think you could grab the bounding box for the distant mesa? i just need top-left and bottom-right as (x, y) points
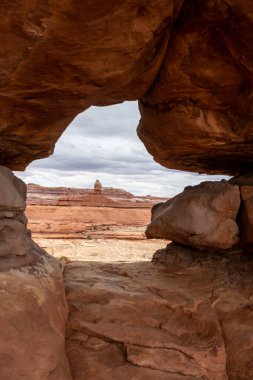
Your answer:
(26, 183), (168, 209)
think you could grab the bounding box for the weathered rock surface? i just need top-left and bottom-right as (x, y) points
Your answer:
(0, 166), (71, 379)
(0, 0), (179, 170)
(0, 165), (26, 210)
(0, 254), (72, 380)
(146, 181), (240, 250)
(64, 243), (253, 379)
(138, 0), (253, 175)
(1, 1), (253, 175)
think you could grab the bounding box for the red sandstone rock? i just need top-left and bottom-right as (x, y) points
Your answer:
(25, 184), (167, 239)
(239, 196), (253, 248)
(2, 2), (253, 175)
(26, 205), (151, 239)
(228, 175), (253, 249)
(0, 167), (71, 379)
(0, 0), (178, 170)
(146, 181), (240, 250)
(0, 165), (26, 210)
(138, 1), (253, 175)
(65, 243), (253, 379)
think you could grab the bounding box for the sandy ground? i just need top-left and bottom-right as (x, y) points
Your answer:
(35, 238), (168, 262)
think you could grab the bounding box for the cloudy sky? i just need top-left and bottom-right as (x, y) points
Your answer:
(15, 101), (228, 197)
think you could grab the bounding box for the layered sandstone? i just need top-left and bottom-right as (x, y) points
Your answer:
(27, 184), (164, 207)
(0, 166), (71, 380)
(27, 205), (151, 239)
(26, 184), (167, 239)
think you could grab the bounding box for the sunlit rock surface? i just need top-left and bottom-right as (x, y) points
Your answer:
(64, 243), (253, 379)
(146, 180), (240, 250)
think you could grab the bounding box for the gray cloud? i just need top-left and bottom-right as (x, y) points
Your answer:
(15, 101), (229, 197)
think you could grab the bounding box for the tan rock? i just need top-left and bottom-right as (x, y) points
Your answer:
(0, 165), (26, 210)
(146, 181), (240, 250)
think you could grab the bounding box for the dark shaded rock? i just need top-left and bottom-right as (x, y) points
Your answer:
(0, 0), (180, 170)
(138, 0), (253, 175)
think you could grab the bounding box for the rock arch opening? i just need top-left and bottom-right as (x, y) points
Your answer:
(15, 101), (228, 198)
(1, 0), (253, 378)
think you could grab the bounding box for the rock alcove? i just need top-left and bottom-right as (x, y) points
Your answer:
(1, 0), (253, 379)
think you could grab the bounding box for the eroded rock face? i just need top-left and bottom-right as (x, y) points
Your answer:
(0, 255), (72, 380)
(138, 0), (253, 175)
(0, 0), (181, 170)
(1, 1), (253, 175)
(146, 180), (240, 250)
(0, 166), (71, 379)
(64, 243), (253, 379)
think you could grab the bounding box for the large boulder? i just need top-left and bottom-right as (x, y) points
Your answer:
(0, 166), (71, 380)
(146, 180), (240, 250)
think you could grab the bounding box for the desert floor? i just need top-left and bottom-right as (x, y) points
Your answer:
(36, 237), (168, 262)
